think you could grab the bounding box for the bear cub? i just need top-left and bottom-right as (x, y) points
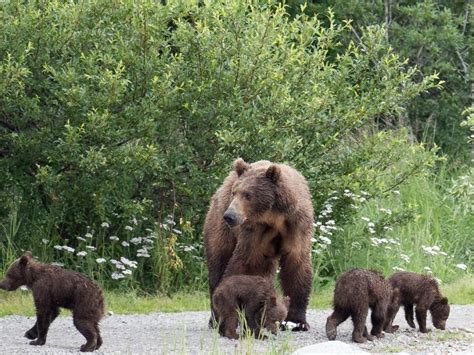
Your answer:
(384, 271), (450, 333)
(326, 268), (398, 343)
(0, 251), (105, 352)
(212, 275), (290, 339)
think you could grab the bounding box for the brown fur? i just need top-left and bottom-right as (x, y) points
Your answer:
(384, 271), (450, 333)
(203, 158), (314, 330)
(212, 275), (290, 339)
(326, 269), (397, 343)
(0, 252), (105, 352)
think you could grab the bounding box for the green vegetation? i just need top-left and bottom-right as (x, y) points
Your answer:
(0, 0), (472, 298)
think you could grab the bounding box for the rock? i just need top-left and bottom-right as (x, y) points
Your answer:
(292, 341), (369, 354)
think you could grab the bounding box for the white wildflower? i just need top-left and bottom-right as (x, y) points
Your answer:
(132, 216), (138, 225)
(125, 225), (133, 231)
(111, 272), (125, 280)
(63, 246), (75, 253)
(96, 258), (106, 264)
(115, 262), (125, 270)
(77, 251), (87, 257)
(85, 233), (93, 239)
(20, 286), (29, 291)
(42, 239), (49, 245)
(361, 217), (370, 222)
(392, 266), (404, 272)
(319, 236), (331, 245)
(121, 241), (130, 247)
(54, 245), (63, 251)
(101, 222), (110, 228)
(50, 262), (64, 267)
(86, 246), (96, 250)
(77, 237), (86, 242)
(109, 236), (119, 241)
(172, 229), (182, 235)
(400, 254), (410, 263)
(122, 269), (132, 275)
(130, 237), (142, 245)
(456, 263), (467, 271)
(120, 257), (137, 269)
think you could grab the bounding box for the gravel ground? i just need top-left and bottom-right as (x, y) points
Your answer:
(0, 305), (472, 354)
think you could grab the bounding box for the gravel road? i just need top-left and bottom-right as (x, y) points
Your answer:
(0, 305), (472, 354)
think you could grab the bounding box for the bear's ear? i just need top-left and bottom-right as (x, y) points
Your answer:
(283, 296), (291, 308)
(20, 251), (33, 266)
(441, 297), (448, 305)
(265, 165), (281, 183)
(233, 158), (250, 177)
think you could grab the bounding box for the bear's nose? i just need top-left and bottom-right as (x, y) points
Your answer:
(223, 212), (237, 226)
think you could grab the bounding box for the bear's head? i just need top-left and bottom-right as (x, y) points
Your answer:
(223, 158), (282, 227)
(262, 295), (290, 334)
(0, 251), (33, 291)
(430, 297), (450, 330)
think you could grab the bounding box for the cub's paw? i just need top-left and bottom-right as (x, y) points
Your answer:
(29, 339), (45, 346)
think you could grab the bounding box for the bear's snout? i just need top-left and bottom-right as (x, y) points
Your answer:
(0, 278), (14, 291)
(223, 211), (238, 227)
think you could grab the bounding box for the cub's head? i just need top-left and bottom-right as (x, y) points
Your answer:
(430, 297), (450, 330)
(263, 295), (290, 334)
(0, 251), (33, 291)
(223, 158), (281, 227)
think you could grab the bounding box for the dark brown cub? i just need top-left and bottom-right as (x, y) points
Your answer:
(326, 268), (396, 343)
(212, 275), (290, 339)
(384, 271), (450, 333)
(0, 251), (105, 352)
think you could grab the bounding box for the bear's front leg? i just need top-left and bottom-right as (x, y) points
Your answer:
(24, 321), (38, 340)
(279, 249), (312, 331)
(29, 313), (52, 346)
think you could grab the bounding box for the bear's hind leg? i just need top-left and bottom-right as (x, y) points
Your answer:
(326, 308), (349, 340)
(404, 304), (416, 328)
(370, 303), (386, 338)
(351, 307), (370, 343)
(73, 317), (98, 352)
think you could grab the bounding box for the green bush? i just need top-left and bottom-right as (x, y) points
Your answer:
(1, 0), (463, 292)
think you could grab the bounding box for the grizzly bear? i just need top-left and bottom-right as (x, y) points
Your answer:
(384, 271), (450, 333)
(203, 158), (314, 330)
(0, 251), (105, 352)
(212, 275), (290, 339)
(326, 269), (398, 343)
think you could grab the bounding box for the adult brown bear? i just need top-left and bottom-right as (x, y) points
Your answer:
(203, 158), (314, 330)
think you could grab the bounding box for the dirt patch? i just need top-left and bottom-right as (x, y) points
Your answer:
(0, 305), (472, 354)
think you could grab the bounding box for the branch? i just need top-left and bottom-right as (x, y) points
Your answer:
(456, 49), (469, 84)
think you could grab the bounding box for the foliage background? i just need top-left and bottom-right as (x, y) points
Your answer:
(0, 0), (471, 293)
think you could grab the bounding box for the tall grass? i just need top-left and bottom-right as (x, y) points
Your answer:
(320, 170), (473, 284)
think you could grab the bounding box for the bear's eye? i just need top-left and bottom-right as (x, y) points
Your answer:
(243, 192), (251, 200)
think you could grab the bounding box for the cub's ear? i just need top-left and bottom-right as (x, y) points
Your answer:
(20, 251), (33, 266)
(265, 165), (281, 183)
(441, 297), (448, 305)
(283, 296), (291, 308)
(233, 158), (250, 177)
